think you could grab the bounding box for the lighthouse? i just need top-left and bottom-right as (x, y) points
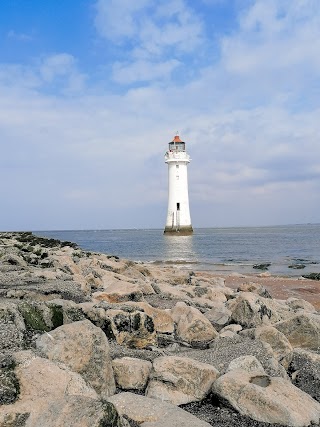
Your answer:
(164, 134), (193, 235)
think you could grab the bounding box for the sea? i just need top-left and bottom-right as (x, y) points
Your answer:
(34, 224), (320, 277)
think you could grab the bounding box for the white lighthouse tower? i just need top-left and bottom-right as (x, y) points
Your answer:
(164, 134), (193, 235)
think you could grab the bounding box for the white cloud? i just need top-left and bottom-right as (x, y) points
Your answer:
(222, 0), (320, 74)
(95, 0), (203, 83)
(7, 30), (33, 41)
(1, 0), (320, 229)
(112, 59), (181, 83)
(39, 54), (87, 93)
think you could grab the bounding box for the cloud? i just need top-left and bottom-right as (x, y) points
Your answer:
(7, 30), (33, 41)
(1, 0), (320, 229)
(222, 0), (320, 74)
(95, 0), (203, 84)
(39, 54), (87, 93)
(112, 59), (181, 83)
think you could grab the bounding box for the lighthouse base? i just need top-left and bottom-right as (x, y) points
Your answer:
(164, 225), (193, 236)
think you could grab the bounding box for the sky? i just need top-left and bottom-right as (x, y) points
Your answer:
(1, 0), (320, 231)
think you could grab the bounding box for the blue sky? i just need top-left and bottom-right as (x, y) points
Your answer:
(1, 0), (319, 230)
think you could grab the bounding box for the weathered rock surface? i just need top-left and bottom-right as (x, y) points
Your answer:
(36, 319), (116, 398)
(171, 302), (219, 346)
(289, 348), (320, 402)
(237, 282), (272, 298)
(112, 357), (152, 390)
(227, 355), (265, 374)
(242, 325), (293, 366)
(212, 369), (320, 426)
(0, 303), (26, 354)
(1, 232), (320, 427)
(146, 356), (219, 405)
(203, 302), (232, 328)
(0, 351), (123, 427)
(228, 292), (292, 328)
(274, 313), (320, 351)
(108, 392), (212, 427)
(124, 301), (174, 333)
(105, 309), (157, 348)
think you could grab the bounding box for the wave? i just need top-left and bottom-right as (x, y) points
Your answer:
(148, 260), (201, 266)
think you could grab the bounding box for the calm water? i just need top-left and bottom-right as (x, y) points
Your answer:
(35, 224), (320, 277)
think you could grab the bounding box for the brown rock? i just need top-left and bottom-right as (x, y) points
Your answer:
(146, 356), (219, 405)
(0, 352), (123, 427)
(171, 302), (218, 346)
(108, 392), (212, 427)
(274, 313), (320, 351)
(112, 357), (152, 390)
(36, 319), (116, 399)
(212, 369), (320, 426)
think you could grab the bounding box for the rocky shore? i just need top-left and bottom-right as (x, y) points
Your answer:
(0, 231), (319, 427)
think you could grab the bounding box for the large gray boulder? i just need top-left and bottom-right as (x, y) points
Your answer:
(0, 351), (124, 427)
(171, 302), (218, 346)
(227, 292), (292, 328)
(212, 369), (320, 426)
(36, 319), (116, 399)
(146, 356), (219, 405)
(0, 303), (26, 354)
(242, 325), (293, 368)
(203, 302), (232, 328)
(108, 392), (212, 427)
(289, 348), (320, 402)
(274, 313), (320, 351)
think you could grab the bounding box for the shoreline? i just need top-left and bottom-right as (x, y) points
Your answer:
(1, 232), (319, 427)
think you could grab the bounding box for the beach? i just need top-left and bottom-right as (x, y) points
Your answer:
(0, 231), (319, 427)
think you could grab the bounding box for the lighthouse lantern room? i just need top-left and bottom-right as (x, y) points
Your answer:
(164, 134), (193, 235)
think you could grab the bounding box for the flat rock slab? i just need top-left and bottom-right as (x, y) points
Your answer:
(146, 355), (219, 405)
(108, 392), (211, 427)
(212, 369), (320, 427)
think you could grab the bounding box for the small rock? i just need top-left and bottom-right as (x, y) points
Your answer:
(112, 357), (151, 390)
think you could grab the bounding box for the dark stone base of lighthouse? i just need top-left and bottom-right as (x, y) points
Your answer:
(164, 226), (193, 236)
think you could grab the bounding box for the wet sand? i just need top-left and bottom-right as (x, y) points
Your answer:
(197, 271), (320, 310)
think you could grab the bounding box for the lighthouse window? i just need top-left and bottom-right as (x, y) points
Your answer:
(176, 165), (179, 169)
(177, 203), (180, 211)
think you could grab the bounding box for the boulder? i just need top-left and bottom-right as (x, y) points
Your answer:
(227, 355), (265, 375)
(146, 356), (219, 405)
(36, 319), (116, 399)
(219, 324), (242, 334)
(212, 369), (320, 426)
(237, 282), (272, 298)
(203, 303), (232, 328)
(46, 298), (86, 325)
(285, 297), (317, 313)
(289, 348), (320, 402)
(0, 303), (26, 354)
(274, 313), (320, 351)
(0, 352), (124, 427)
(171, 302), (218, 346)
(105, 309), (156, 348)
(112, 357), (152, 390)
(228, 292), (292, 328)
(253, 325), (293, 365)
(108, 392), (212, 427)
(152, 282), (193, 301)
(124, 301), (174, 333)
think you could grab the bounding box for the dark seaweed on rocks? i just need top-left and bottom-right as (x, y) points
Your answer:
(253, 263), (271, 270)
(302, 273), (320, 280)
(4, 231), (78, 249)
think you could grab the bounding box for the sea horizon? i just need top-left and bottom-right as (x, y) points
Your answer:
(33, 224), (320, 278)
